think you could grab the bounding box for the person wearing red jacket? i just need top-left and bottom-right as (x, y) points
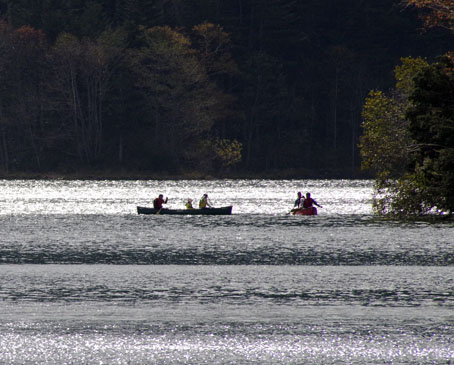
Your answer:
(303, 192), (322, 210)
(153, 194), (168, 210)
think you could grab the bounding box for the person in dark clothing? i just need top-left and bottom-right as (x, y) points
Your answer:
(153, 194), (168, 210)
(294, 192), (304, 209)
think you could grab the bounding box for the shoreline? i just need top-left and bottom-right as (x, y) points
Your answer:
(0, 169), (371, 181)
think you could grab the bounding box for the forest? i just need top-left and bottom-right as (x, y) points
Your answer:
(0, 0), (452, 178)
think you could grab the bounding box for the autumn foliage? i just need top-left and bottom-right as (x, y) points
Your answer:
(404, 0), (454, 30)
(0, 1), (452, 177)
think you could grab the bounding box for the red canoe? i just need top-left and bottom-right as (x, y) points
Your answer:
(292, 207), (317, 215)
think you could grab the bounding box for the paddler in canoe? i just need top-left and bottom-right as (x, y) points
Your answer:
(303, 192), (322, 211)
(185, 198), (194, 209)
(199, 193), (212, 209)
(289, 191), (304, 214)
(294, 192), (304, 209)
(153, 194), (168, 211)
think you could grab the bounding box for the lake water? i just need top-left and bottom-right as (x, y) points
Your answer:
(0, 179), (452, 363)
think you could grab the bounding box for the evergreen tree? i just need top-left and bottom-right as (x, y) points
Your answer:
(406, 55), (454, 214)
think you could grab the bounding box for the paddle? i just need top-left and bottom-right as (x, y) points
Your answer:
(155, 208), (162, 215)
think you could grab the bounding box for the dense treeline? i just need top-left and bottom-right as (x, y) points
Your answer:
(0, 0), (452, 177)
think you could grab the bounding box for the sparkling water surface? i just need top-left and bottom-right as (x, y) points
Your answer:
(0, 179), (452, 364)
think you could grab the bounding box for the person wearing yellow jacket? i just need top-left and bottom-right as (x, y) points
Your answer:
(185, 198), (193, 209)
(199, 194), (212, 209)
